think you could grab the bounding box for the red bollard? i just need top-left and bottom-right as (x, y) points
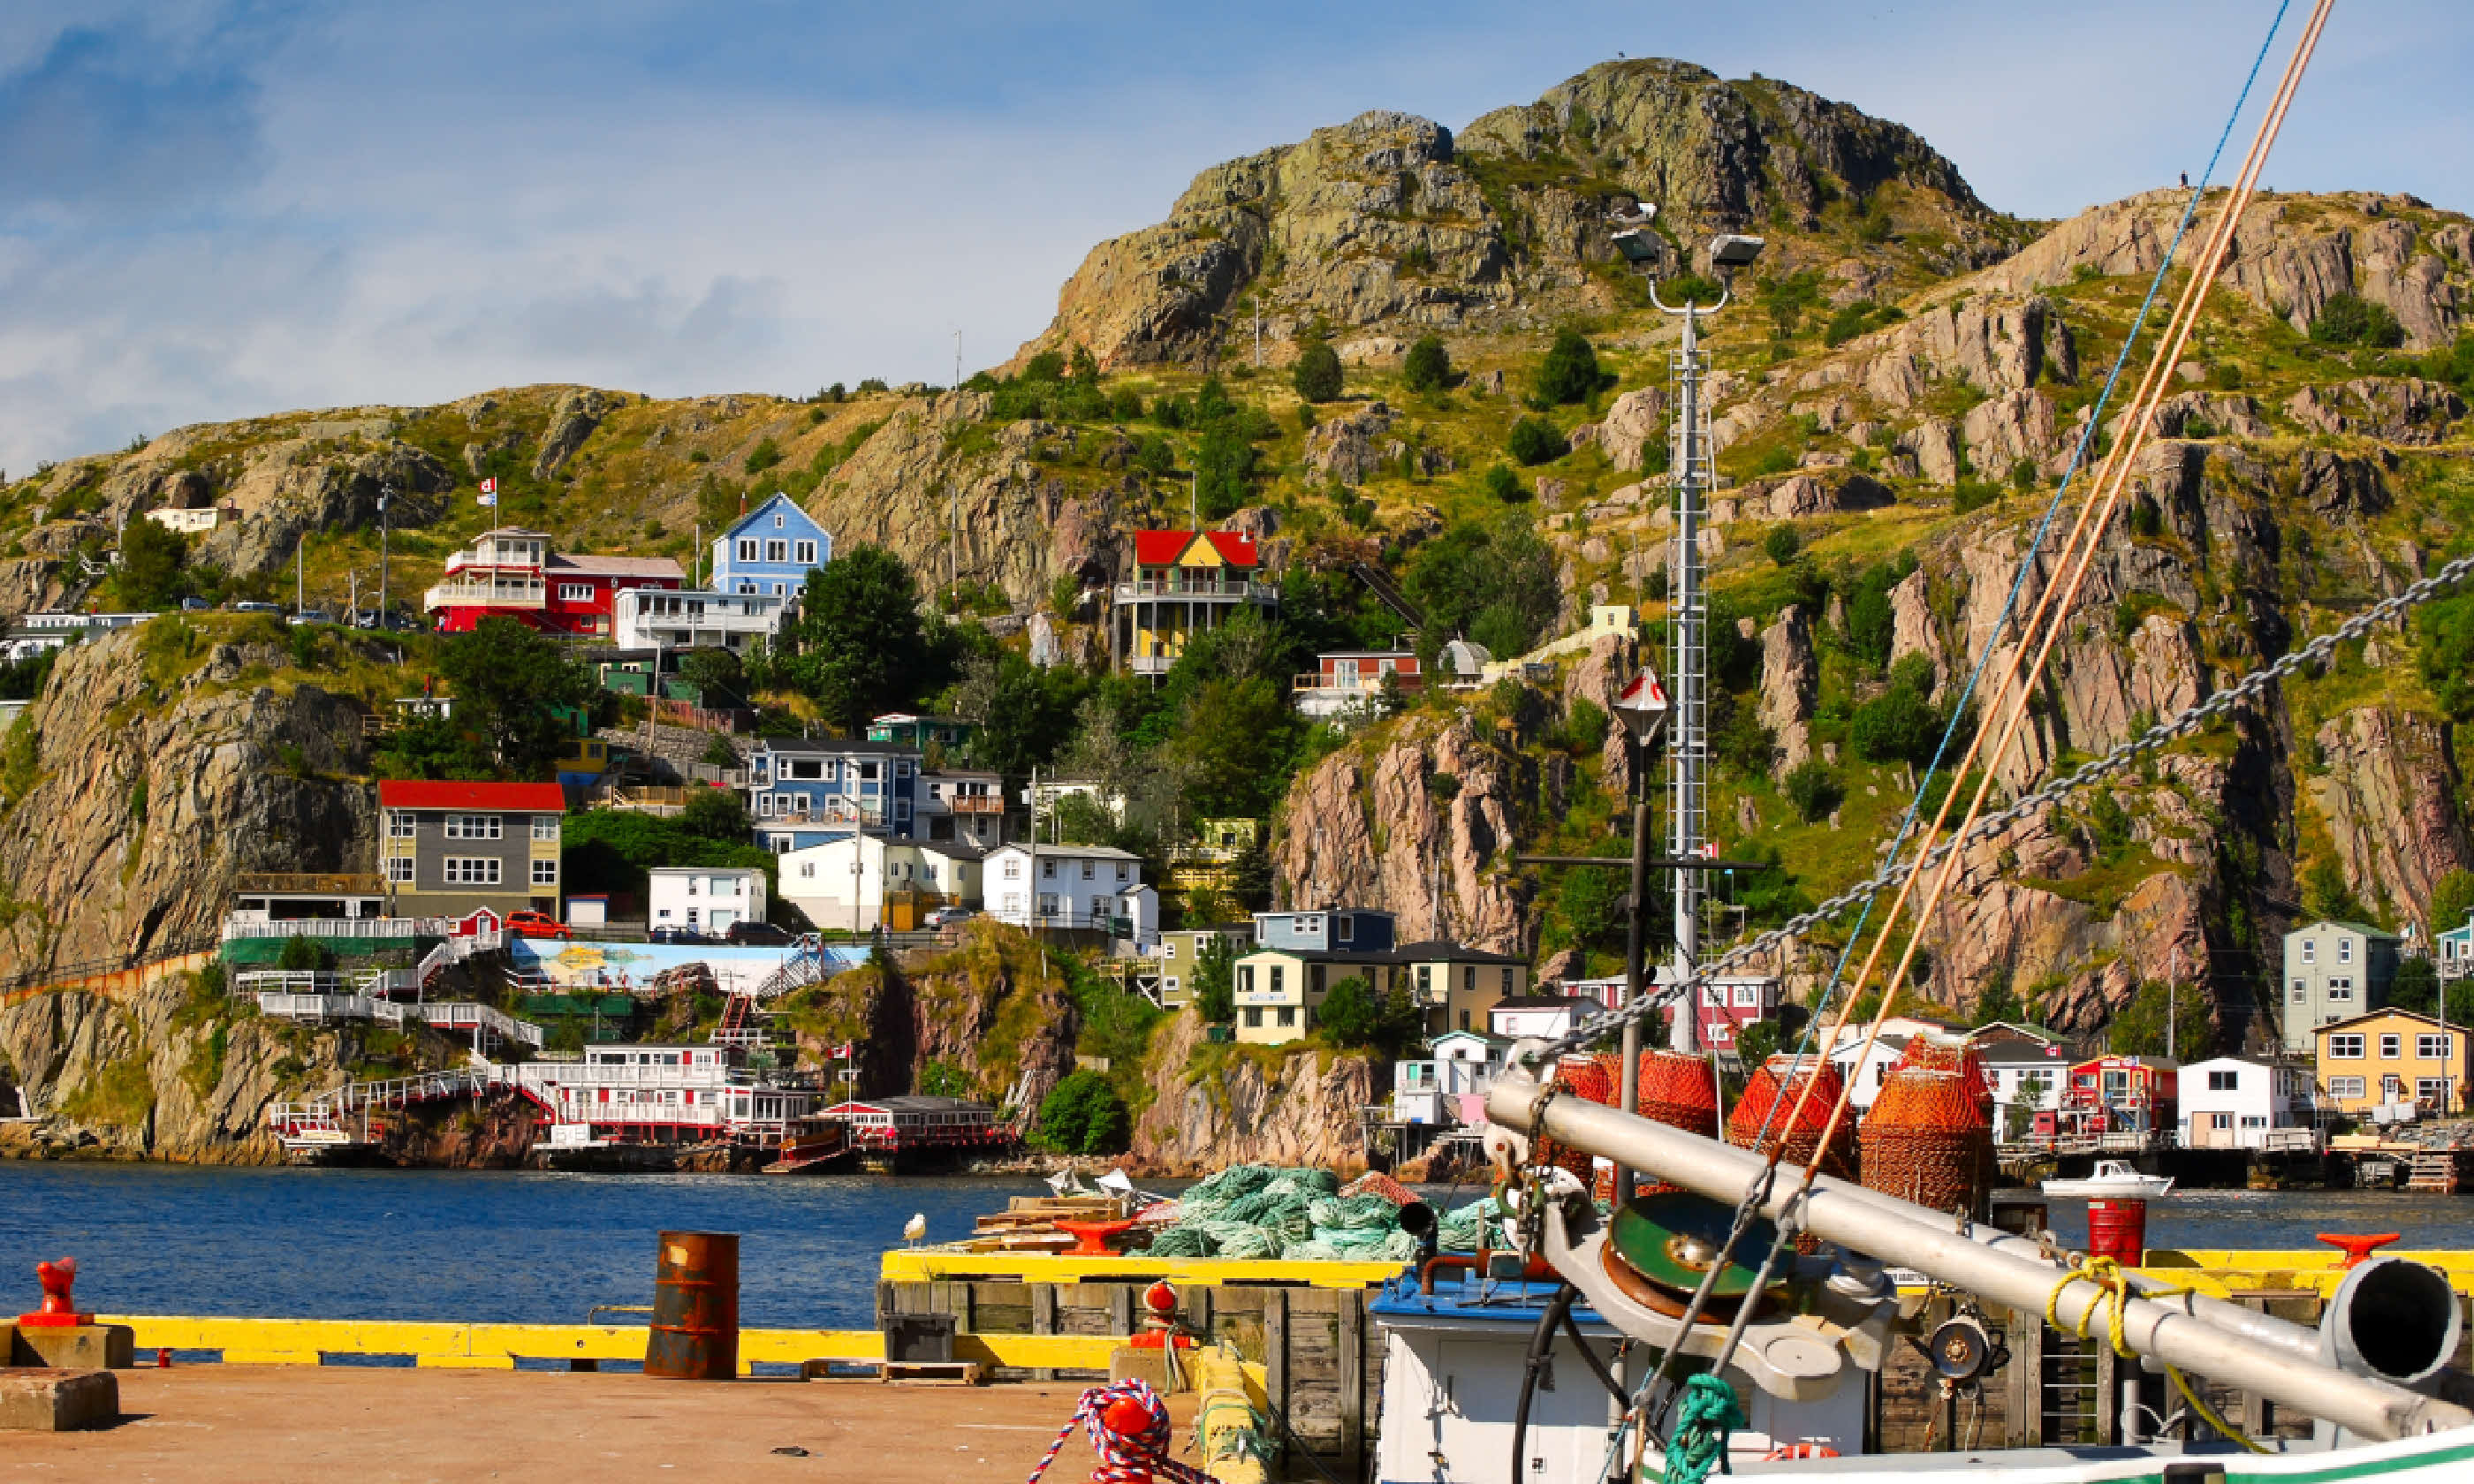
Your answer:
(157, 1347), (173, 1369)
(19, 1257), (95, 1329)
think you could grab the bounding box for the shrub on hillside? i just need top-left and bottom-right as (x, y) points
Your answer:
(1403, 335), (1451, 393)
(1030, 1070), (1129, 1155)
(2310, 292), (2405, 349)
(1763, 525), (1801, 565)
(1783, 761), (1843, 822)
(1506, 416), (1568, 466)
(1293, 339), (1344, 403)
(1532, 329), (1605, 405)
(1484, 464), (1527, 503)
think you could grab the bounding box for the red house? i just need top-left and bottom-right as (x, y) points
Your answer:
(2053, 1054), (2180, 1138)
(1295, 650), (1422, 717)
(425, 527), (684, 638)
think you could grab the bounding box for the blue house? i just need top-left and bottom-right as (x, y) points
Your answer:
(1252, 908), (1397, 953)
(746, 738), (925, 852)
(711, 493), (832, 599)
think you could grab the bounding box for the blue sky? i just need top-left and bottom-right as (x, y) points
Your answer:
(1, 1), (2467, 471)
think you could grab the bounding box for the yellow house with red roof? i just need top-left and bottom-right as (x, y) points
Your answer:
(1111, 529), (1277, 676)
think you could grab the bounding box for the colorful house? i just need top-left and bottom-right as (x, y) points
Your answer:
(745, 738), (923, 851)
(376, 779), (565, 919)
(868, 713), (977, 752)
(1294, 649), (1422, 718)
(424, 527), (684, 638)
(2280, 919), (2401, 1053)
(2056, 1054), (2180, 1138)
(1110, 529), (1275, 677)
(2314, 1008), (2471, 1117)
(710, 493), (831, 598)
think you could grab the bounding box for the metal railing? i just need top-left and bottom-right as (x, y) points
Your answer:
(423, 579), (544, 610)
(221, 915), (445, 942)
(1112, 577), (1266, 600)
(235, 970), (351, 996)
(257, 992), (377, 1022)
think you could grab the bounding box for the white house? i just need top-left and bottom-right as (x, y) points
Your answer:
(612, 587), (789, 654)
(1486, 995), (1599, 1041)
(1977, 1039), (2069, 1140)
(2179, 1056), (2321, 1150)
(777, 836), (983, 932)
(647, 866), (768, 935)
(147, 506), (223, 534)
(983, 844), (1157, 944)
(1827, 1034), (1909, 1115)
(1393, 1029), (1509, 1126)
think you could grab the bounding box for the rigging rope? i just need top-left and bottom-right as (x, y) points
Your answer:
(1023, 1380), (1214, 1484)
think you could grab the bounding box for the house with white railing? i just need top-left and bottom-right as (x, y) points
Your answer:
(983, 844), (1156, 945)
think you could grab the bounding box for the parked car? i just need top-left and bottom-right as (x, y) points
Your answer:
(649, 926), (709, 944)
(505, 910), (571, 941)
(178, 596), (212, 611)
(926, 906), (976, 928)
(725, 920), (793, 945)
(289, 610), (332, 626)
(230, 601), (282, 615)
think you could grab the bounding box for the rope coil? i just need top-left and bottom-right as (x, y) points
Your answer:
(2045, 1257), (2270, 1455)
(1023, 1380), (1215, 1484)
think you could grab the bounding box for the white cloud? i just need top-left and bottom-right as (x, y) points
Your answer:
(2, 0), (2470, 473)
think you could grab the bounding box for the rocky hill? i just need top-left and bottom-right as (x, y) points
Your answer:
(3, 53), (2472, 1100)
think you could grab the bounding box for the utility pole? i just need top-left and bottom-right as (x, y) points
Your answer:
(953, 329), (963, 391)
(377, 483), (393, 630)
(2168, 943), (2179, 1062)
(694, 521), (702, 589)
(296, 534), (305, 616)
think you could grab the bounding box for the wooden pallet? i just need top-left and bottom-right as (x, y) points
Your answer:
(2406, 1152), (2466, 1193)
(799, 1358), (987, 1386)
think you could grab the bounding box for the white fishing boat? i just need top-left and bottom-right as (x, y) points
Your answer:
(2041, 1159), (2175, 1200)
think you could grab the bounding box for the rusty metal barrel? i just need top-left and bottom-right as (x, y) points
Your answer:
(644, 1230), (740, 1380)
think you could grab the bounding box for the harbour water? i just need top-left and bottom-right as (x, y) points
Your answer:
(9, 1162), (2474, 1329)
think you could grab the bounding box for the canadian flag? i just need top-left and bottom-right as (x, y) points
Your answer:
(832, 1041), (856, 1060)
(477, 477), (497, 507)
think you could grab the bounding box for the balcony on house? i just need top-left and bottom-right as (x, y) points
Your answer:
(423, 575), (547, 610)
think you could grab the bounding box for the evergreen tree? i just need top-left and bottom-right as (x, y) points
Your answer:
(1532, 329), (1604, 405)
(1293, 337), (1344, 403)
(782, 545), (940, 733)
(1402, 335), (1450, 392)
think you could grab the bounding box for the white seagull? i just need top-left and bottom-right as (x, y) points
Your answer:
(903, 1212), (927, 1247)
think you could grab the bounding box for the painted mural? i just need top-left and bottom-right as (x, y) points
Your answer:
(506, 939), (870, 996)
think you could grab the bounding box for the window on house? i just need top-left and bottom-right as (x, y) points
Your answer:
(1042, 859), (1056, 880)
(737, 539), (758, 562)
(1417, 965), (1432, 998)
(1462, 966), (1476, 995)
(2420, 1034), (2451, 1059)
(1243, 1008), (1261, 1028)
(2290, 980), (2307, 1003)
(531, 816), (558, 841)
(1004, 859), (1021, 880)
(1276, 1007), (1294, 1027)
(2418, 1078), (2450, 1102)
(443, 857), (502, 885)
(1270, 966), (1285, 995)
(2340, 939), (2354, 964)
(384, 857), (414, 882)
(1501, 967), (1514, 996)
(2327, 978), (2354, 1002)
(794, 540), (816, 564)
(1037, 893), (1058, 918)
(2303, 941), (2317, 965)
(1238, 966), (1254, 993)
(1081, 859), (1095, 881)
(558, 583), (593, 602)
(2330, 1034), (2365, 1059)
(2208, 1070), (2238, 1091)
(2329, 1076), (2366, 1098)
(531, 859), (558, 884)
(766, 540), (788, 563)
(444, 814), (503, 840)
(2380, 1034), (2402, 1059)
(1115, 863), (1128, 882)
(1164, 942), (1179, 959)
(2240, 1115), (2266, 1128)
(2209, 1112), (2232, 1129)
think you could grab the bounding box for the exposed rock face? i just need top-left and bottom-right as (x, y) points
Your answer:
(1596, 388), (1668, 472)
(1128, 1010), (1376, 1176)
(1887, 570), (1946, 695)
(0, 974), (307, 1163)
(1985, 189), (2474, 350)
(1023, 58), (1995, 367)
(2285, 379), (2464, 444)
(1757, 605), (1818, 771)
(1565, 630), (1642, 794)
(1271, 714), (1534, 953)
(2311, 708), (2474, 931)
(808, 395), (1133, 608)
(531, 389), (618, 479)
(0, 627), (375, 981)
